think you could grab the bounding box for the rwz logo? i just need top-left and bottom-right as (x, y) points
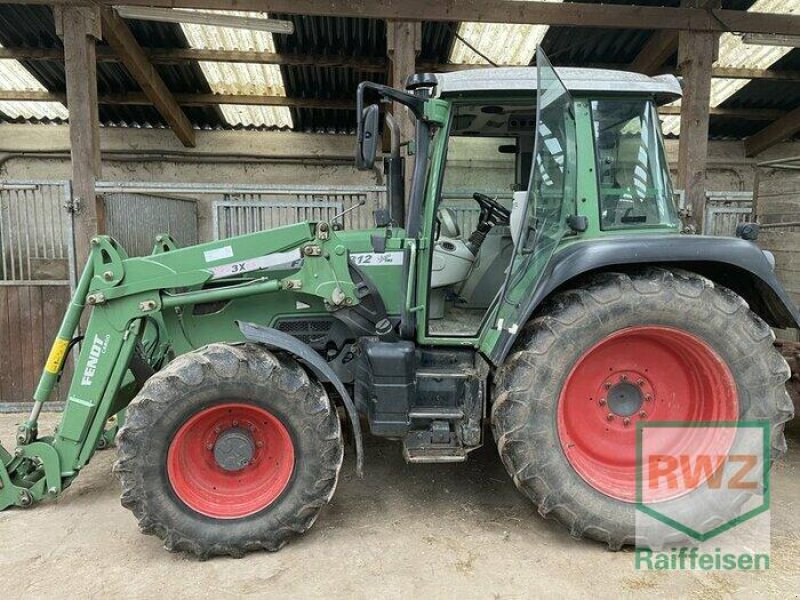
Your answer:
(81, 334), (110, 386)
(647, 453), (759, 491)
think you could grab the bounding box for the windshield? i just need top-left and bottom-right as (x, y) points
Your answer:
(498, 47), (577, 310)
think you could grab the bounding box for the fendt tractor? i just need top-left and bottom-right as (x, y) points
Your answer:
(1, 50), (796, 558)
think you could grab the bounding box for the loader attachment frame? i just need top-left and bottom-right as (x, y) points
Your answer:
(0, 220), (368, 510)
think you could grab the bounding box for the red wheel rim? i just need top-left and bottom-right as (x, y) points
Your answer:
(557, 326), (738, 502)
(167, 403), (295, 519)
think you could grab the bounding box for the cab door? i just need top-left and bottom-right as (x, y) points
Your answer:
(479, 48), (578, 360)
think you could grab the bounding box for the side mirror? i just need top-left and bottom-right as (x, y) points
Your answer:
(356, 104), (380, 170)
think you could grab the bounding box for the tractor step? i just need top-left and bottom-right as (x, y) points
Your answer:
(408, 408), (464, 420)
(402, 419), (467, 463)
(403, 444), (467, 463)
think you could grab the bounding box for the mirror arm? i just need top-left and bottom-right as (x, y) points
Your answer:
(356, 81), (426, 122)
(385, 113), (401, 159)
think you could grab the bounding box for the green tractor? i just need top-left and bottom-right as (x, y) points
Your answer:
(1, 49), (796, 557)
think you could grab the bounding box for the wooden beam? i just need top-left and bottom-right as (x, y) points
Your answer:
(21, 0), (800, 36)
(629, 0), (718, 76)
(5, 46), (800, 82)
(0, 90), (353, 110)
(387, 21), (420, 141)
(709, 66), (800, 81)
(53, 5), (103, 266)
(659, 105), (785, 120)
(629, 31), (679, 76)
(387, 20), (421, 193)
(4, 90), (790, 120)
(676, 0), (718, 234)
(745, 105), (800, 156)
(0, 46), (389, 71)
(100, 8), (195, 147)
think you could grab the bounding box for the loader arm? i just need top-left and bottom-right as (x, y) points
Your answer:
(0, 220), (366, 510)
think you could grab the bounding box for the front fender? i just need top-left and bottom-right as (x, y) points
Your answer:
(490, 234), (800, 365)
(237, 321), (364, 477)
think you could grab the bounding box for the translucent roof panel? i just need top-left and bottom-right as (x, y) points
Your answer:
(0, 43), (68, 120)
(661, 0), (797, 136)
(448, 1), (562, 66)
(179, 10), (292, 129)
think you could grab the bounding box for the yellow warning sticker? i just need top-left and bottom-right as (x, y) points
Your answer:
(45, 338), (70, 374)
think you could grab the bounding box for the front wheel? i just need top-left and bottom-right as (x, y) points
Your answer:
(115, 343), (343, 558)
(492, 268), (793, 549)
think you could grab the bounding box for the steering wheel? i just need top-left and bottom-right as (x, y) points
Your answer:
(473, 192), (511, 225)
(465, 193), (511, 255)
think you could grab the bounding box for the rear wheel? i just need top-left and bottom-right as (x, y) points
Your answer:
(492, 268), (793, 549)
(115, 343), (343, 558)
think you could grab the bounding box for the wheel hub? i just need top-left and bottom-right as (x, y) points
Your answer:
(606, 381), (643, 417)
(213, 428), (255, 472)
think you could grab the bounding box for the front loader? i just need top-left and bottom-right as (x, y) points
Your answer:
(2, 49), (797, 557)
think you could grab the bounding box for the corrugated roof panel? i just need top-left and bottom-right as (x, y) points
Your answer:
(449, 0), (563, 65)
(269, 14), (395, 133)
(660, 114), (681, 136)
(449, 21), (553, 65)
(0, 43), (67, 120)
(662, 0), (796, 135)
(179, 10), (292, 128)
(218, 104), (291, 128)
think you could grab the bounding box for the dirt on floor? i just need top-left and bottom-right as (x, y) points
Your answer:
(0, 413), (798, 600)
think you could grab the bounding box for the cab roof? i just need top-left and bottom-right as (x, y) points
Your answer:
(434, 67), (682, 103)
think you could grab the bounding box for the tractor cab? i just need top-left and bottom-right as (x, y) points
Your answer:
(357, 48), (683, 348)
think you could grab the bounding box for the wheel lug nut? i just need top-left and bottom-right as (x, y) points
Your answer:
(620, 374), (628, 381)
(623, 417), (631, 426)
(639, 411), (647, 419)
(604, 382), (612, 389)
(606, 414), (614, 421)
(256, 441), (263, 448)
(232, 420), (239, 427)
(598, 398), (606, 406)
(645, 394), (652, 401)
(213, 426), (221, 434)
(637, 379), (645, 387)
(206, 443), (213, 450)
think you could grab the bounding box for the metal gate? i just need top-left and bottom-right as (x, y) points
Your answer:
(703, 192), (753, 236)
(89, 182), (385, 241)
(100, 189), (199, 256)
(0, 181), (74, 410)
(214, 186), (386, 238)
(216, 199), (343, 238)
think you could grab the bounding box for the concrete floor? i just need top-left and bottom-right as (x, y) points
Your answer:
(0, 413), (798, 600)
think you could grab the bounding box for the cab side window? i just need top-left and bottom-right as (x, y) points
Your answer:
(591, 100), (677, 229)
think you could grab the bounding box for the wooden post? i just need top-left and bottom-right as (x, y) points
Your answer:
(676, 0), (719, 233)
(387, 21), (421, 191)
(54, 6), (103, 266)
(101, 8), (195, 147)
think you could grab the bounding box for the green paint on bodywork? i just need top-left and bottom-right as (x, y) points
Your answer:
(0, 216), (408, 508)
(0, 75), (687, 510)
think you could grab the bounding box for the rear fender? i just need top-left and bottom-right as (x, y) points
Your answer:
(490, 235), (800, 365)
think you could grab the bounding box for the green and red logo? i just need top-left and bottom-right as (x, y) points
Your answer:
(634, 421), (771, 570)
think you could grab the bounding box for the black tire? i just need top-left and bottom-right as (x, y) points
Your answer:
(492, 268), (794, 549)
(114, 343), (343, 559)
